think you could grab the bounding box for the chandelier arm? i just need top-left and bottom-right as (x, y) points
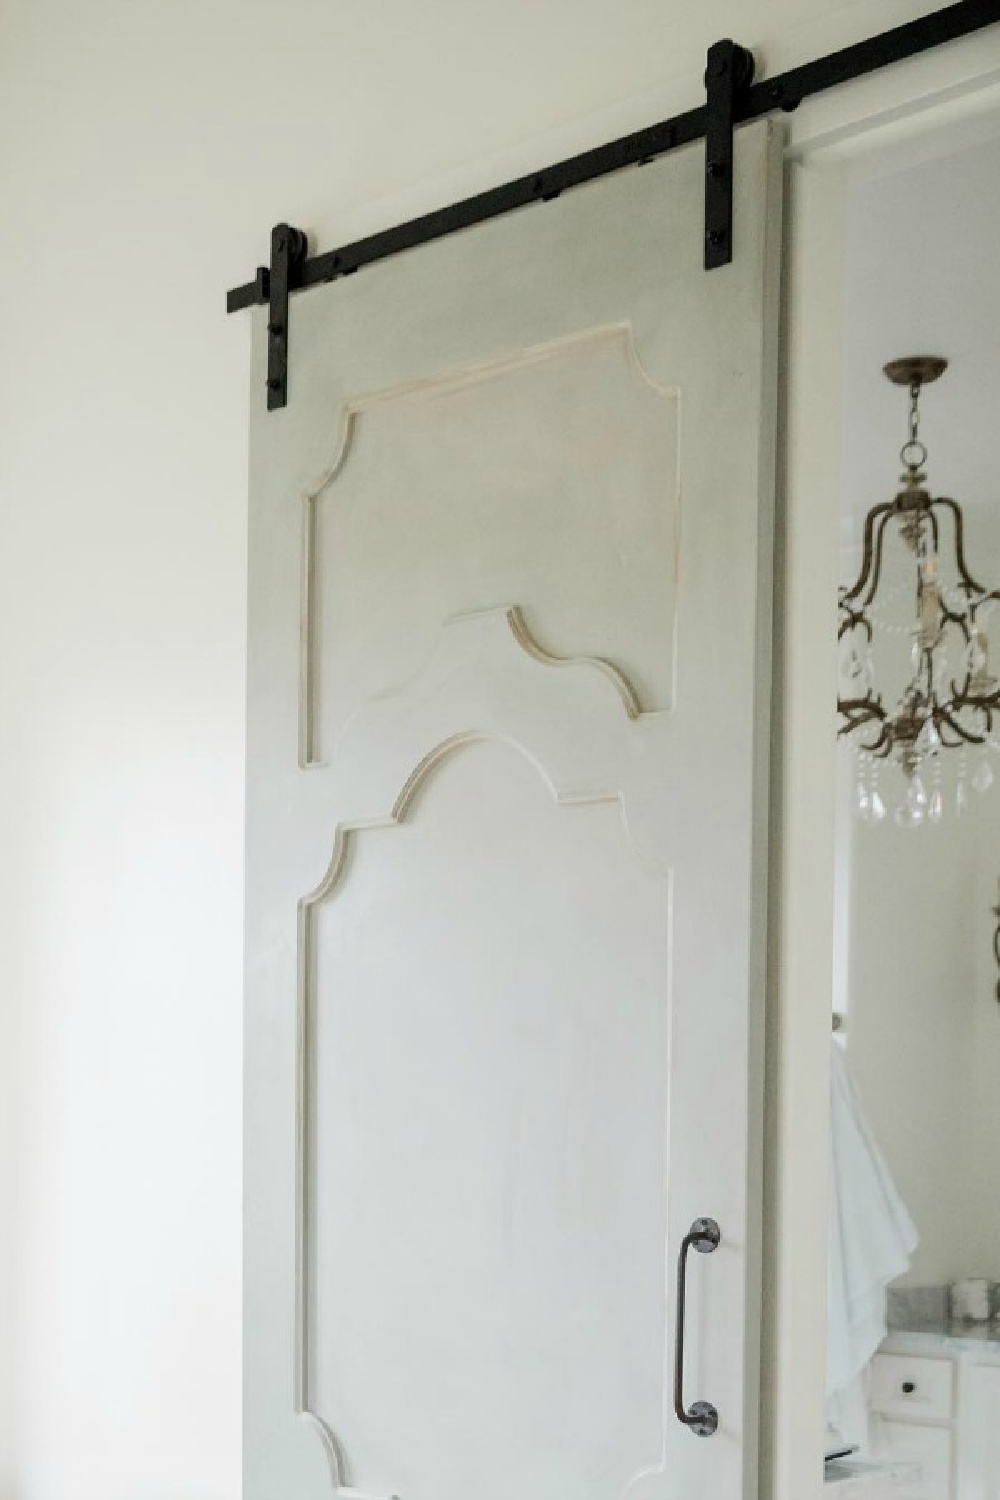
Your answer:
(861, 722), (892, 758)
(858, 507), (897, 612)
(936, 717), (966, 749)
(838, 697), (887, 739)
(837, 608), (872, 643)
(936, 703), (986, 746)
(933, 497), (987, 596)
(840, 501), (896, 604)
(837, 695), (886, 718)
(925, 648), (937, 701)
(969, 590), (1000, 625)
(966, 703), (997, 740)
(940, 610), (972, 678)
(954, 687), (1000, 715)
(944, 617), (975, 705)
(936, 609), (973, 707)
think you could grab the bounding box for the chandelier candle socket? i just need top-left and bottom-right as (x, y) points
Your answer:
(839, 357), (1000, 826)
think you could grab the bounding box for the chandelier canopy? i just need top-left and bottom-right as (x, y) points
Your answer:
(838, 356), (1000, 826)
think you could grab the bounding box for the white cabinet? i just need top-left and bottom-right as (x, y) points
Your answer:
(872, 1354), (955, 1425)
(956, 1362), (1000, 1500)
(869, 1337), (1000, 1500)
(870, 1351), (954, 1500)
(874, 1420), (952, 1500)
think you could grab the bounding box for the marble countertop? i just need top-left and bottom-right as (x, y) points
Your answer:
(824, 1455), (918, 1494)
(883, 1320), (1000, 1355)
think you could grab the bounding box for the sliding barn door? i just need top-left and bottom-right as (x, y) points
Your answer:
(245, 119), (781, 1500)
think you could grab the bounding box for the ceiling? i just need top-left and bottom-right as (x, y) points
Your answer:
(839, 115), (1000, 564)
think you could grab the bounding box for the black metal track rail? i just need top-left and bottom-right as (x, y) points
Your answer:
(227, 0), (1000, 313)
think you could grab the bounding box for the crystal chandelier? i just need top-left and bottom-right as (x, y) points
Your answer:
(838, 356), (1000, 826)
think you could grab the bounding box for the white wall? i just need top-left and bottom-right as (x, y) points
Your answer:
(845, 779), (986, 1285)
(845, 746), (1000, 1287)
(0, 3), (986, 1498)
(837, 128), (1000, 1291)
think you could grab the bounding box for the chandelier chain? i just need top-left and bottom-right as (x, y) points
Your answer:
(901, 377), (927, 471)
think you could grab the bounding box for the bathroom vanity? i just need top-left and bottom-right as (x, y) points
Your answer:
(867, 1323), (1000, 1499)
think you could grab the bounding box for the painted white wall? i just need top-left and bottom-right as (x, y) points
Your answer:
(836, 129), (1000, 1291)
(845, 776), (984, 1286)
(0, 4), (995, 1499)
(843, 740), (1000, 1288)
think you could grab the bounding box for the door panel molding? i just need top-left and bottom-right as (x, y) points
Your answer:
(245, 120), (781, 1499)
(299, 323), (680, 766)
(295, 608), (673, 1494)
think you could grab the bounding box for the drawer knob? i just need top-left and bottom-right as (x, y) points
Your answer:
(901, 1380), (916, 1394)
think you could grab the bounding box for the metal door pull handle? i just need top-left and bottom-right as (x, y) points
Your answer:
(674, 1216), (721, 1437)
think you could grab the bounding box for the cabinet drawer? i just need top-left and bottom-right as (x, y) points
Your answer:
(875, 1420), (952, 1500)
(870, 1352), (954, 1422)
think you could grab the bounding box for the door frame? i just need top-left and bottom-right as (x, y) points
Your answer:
(765, 37), (1000, 1500)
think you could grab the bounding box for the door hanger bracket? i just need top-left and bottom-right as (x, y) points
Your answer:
(704, 39), (755, 271)
(265, 222), (307, 411)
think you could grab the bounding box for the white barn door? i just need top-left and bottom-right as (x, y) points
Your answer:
(245, 120), (781, 1500)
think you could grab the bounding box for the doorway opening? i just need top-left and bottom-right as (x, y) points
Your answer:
(773, 72), (1000, 1500)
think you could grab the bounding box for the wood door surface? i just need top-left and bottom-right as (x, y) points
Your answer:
(245, 119), (781, 1500)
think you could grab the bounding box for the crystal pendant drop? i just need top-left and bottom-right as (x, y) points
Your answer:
(896, 777), (926, 827)
(957, 778), (969, 814)
(973, 757), (994, 793)
(928, 788), (944, 823)
(845, 642), (869, 692)
(968, 633), (988, 676)
(916, 719), (941, 758)
(870, 788), (886, 822)
(856, 781), (871, 819)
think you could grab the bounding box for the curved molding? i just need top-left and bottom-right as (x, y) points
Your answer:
(293, 607), (674, 1487)
(298, 322), (680, 764)
(294, 828), (402, 1500)
(326, 605), (648, 834)
(304, 322), (675, 505)
(505, 604), (641, 720)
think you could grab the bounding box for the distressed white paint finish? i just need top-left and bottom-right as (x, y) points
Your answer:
(303, 615), (672, 1500)
(245, 120), (781, 1499)
(303, 325), (679, 761)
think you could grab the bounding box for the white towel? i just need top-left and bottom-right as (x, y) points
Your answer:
(827, 1039), (918, 1439)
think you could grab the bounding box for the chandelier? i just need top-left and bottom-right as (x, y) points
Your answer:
(838, 356), (1000, 826)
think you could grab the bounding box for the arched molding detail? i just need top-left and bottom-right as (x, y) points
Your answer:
(297, 321), (681, 764)
(291, 606), (673, 1486)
